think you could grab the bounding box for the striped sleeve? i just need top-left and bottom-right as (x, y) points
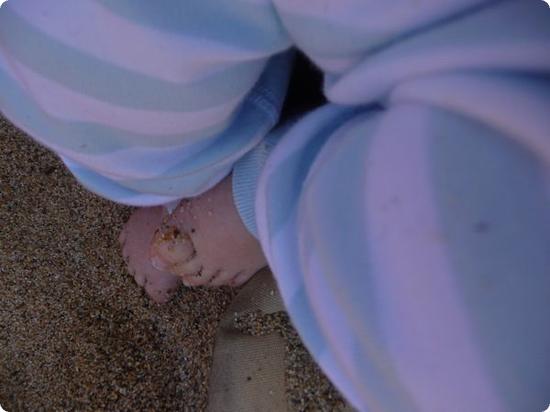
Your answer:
(0, 0), (291, 205)
(254, 1), (550, 411)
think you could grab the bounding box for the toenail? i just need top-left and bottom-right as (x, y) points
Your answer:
(151, 255), (168, 271)
(156, 228), (184, 243)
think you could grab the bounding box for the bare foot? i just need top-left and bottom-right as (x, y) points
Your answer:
(119, 207), (182, 303)
(119, 174), (267, 302)
(150, 174), (267, 287)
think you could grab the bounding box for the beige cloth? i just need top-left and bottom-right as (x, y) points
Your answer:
(207, 269), (286, 412)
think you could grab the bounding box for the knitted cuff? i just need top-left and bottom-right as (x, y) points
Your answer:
(232, 129), (285, 238)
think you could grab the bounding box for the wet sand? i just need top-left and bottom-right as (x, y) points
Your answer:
(0, 116), (349, 411)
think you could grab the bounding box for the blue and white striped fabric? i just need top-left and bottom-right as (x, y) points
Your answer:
(0, 0), (292, 204)
(1, 1), (549, 411)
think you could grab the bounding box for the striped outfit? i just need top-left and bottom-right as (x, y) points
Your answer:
(1, 1), (549, 410)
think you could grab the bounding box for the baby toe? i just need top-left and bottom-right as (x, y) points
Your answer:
(170, 256), (202, 278)
(228, 270), (255, 287)
(133, 268), (147, 287)
(181, 267), (220, 287)
(208, 270), (235, 287)
(144, 272), (181, 303)
(118, 229), (127, 246)
(150, 226), (195, 273)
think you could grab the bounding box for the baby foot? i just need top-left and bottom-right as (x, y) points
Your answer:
(149, 174), (267, 287)
(119, 207), (182, 303)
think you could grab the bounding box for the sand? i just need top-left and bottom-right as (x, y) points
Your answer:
(0, 116), (349, 411)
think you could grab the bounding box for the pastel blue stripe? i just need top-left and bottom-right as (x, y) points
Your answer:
(260, 108), (362, 365)
(0, 72), (282, 199)
(1, 47), (292, 202)
(287, 287), (326, 356)
(65, 55), (288, 200)
(430, 111), (550, 411)
(277, 0), (505, 58)
(264, 106), (412, 409)
(232, 126), (286, 237)
(62, 157), (183, 206)
(230, 48), (294, 236)
(62, 94), (274, 200)
(264, 106), (366, 237)
(116, 99), (275, 195)
(299, 113), (386, 346)
(297, 112), (414, 410)
(0, 60), (233, 154)
(0, 51), (291, 158)
(97, 0), (290, 52)
(0, 8), (265, 111)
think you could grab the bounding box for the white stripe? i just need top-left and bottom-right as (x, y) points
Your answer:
(366, 104), (503, 411)
(11, 0), (274, 83)
(303, 249), (376, 410)
(308, 54), (362, 74)
(390, 72), (550, 167)
(274, 0), (483, 31)
(11, 59), (243, 135)
(63, 142), (217, 180)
